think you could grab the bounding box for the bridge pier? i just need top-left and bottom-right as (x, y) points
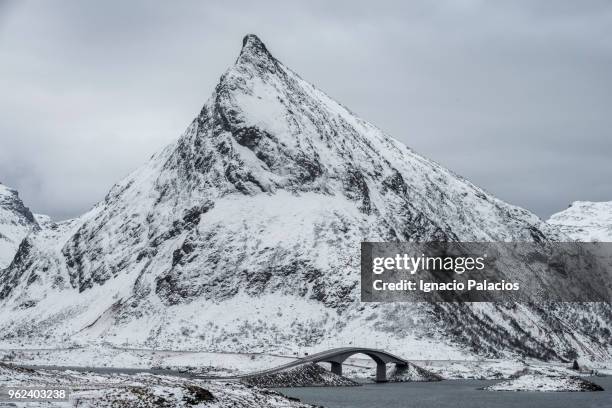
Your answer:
(376, 362), (387, 383)
(314, 348), (409, 384)
(330, 361), (342, 376)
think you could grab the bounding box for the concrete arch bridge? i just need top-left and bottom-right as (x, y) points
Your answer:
(242, 347), (409, 383)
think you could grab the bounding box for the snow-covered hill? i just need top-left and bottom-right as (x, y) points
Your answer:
(0, 35), (610, 362)
(0, 183), (41, 269)
(548, 201), (612, 242)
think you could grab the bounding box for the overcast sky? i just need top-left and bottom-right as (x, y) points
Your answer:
(0, 0), (610, 220)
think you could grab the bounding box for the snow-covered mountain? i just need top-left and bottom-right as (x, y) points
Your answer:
(0, 35), (610, 362)
(548, 201), (612, 242)
(0, 183), (41, 269)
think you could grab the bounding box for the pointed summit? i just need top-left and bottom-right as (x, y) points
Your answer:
(241, 34), (267, 53)
(235, 34), (278, 72)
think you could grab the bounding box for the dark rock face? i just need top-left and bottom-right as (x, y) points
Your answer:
(0, 183), (41, 268)
(0, 238), (34, 299)
(0, 36), (610, 362)
(182, 385), (215, 404)
(0, 184), (37, 226)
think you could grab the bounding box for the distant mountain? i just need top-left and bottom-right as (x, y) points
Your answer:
(0, 183), (41, 269)
(548, 201), (612, 242)
(0, 35), (610, 362)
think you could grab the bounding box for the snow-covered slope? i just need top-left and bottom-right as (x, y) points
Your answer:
(0, 363), (312, 408)
(0, 35), (610, 362)
(0, 183), (40, 269)
(548, 201), (612, 242)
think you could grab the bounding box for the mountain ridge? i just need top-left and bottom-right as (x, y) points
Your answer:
(548, 201), (612, 242)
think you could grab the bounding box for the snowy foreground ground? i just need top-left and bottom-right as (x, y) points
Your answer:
(0, 363), (311, 407)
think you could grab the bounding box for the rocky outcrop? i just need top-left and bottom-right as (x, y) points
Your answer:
(0, 183), (41, 269)
(242, 363), (359, 387)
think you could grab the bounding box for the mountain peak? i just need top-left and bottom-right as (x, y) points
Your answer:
(0, 182), (40, 269)
(242, 34), (267, 52)
(4, 33), (603, 363)
(236, 34), (277, 71)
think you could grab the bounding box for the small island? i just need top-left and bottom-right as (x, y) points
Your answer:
(484, 369), (604, 392)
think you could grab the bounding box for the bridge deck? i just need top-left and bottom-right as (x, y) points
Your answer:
(237, 347), (409, 382)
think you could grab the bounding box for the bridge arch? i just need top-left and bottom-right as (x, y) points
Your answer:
(310, 348), (408, 383)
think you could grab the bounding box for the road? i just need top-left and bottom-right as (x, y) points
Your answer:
(13, 347), (410, 381)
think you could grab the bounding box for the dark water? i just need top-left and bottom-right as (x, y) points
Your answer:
(277, 377), (612, 408)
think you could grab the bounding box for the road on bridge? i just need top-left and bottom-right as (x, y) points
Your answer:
(14, 347), (411, 383)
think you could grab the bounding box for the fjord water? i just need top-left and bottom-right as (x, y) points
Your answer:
(278, 377), (612, 408)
